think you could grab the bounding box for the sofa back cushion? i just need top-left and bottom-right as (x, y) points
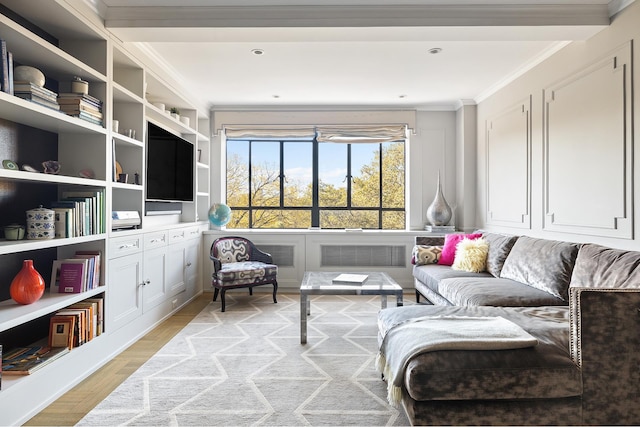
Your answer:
(500, 236), (579, 302)
(570, 243), (640, 290)
(483, 232), (519, 277)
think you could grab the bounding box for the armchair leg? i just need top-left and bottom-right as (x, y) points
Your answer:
(249, 287), (253, 296)
(272, 281), (278, 304)
(220, 289), (227, 312)
(416, 290), (420, 303)
(213, 288), (220, 302)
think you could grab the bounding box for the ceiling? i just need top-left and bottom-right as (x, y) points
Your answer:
(97, 0), (632, 110)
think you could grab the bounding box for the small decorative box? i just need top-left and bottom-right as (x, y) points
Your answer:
(26, 205), (55, 240)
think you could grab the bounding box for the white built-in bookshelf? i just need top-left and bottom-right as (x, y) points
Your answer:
(0, 1), (210, 425)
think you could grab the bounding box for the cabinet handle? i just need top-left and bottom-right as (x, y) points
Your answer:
(142, 279), (150, 286)
(119, 243), (138, 249)
(150, 237), (165, 243)
(186, 262), (192, 267)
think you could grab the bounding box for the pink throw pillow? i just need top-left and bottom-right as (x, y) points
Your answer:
(438, 233), (483, 266)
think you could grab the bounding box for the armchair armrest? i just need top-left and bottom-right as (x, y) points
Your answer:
(249, 244), (273, 264)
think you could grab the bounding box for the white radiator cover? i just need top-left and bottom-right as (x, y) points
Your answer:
(203, 231), (424, 290)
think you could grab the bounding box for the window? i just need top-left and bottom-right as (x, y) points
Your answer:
(225, 131), (406, 230)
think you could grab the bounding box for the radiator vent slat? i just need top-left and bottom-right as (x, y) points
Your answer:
(321, 245), (406, 267)
(257, 245), (295, 267)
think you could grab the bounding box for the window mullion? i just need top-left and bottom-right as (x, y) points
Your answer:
(379, 143), (383, 228)
(248, 141), (253, 228)
(346, 144), (352, 209)
(311, 139), (320, 227)
(279, 140), (285, 208)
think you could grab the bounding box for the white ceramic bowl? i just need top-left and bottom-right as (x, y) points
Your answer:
(14, 65), (46, 87)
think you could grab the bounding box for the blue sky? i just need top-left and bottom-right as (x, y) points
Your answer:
(228, 140), (375, 188)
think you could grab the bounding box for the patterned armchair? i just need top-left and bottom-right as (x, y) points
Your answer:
(210, 236), (278, 312)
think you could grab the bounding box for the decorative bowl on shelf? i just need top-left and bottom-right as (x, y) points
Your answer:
(13, 65), (46, 87)
(4, 224), (25, 240)
(42, 160), (60, 174)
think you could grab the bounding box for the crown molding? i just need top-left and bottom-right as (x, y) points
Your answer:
(104, 4), (610, 31)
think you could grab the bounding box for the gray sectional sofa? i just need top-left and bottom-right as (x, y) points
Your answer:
(377, 234), (640, 425)
(413, 233), (578, 307)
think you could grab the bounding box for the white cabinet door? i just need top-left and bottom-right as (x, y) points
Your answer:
(108, 252), (143, 332)
(185, 236), (202, 298)
(142, 246), (168, 312)
(167, 243), (187, 297)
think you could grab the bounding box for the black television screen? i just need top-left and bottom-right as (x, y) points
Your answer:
(146, 122), (194, 203)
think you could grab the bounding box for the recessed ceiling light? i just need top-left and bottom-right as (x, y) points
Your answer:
(272, 95), (280, 99)
(251, 49), (265, 55)
(428, 47), (443, 54)
(399, 94), (407, 99)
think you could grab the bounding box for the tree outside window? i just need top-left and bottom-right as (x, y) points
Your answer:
(226, 138), (405, 229)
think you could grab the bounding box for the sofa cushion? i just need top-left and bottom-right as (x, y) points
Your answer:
(438, 276), (568, 306)
(378, 304), (581, 401)
(500, 236), (579, 302)
(483, 232), (519, 277)
(413, 264), (491, 304)
(438, 233), (482, 266)
(452, 238), (489, 273)
(569, 243), (640, 291)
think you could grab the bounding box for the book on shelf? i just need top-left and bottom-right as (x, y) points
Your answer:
(58, 92), (103, 107)
(0, 39), (8, 94)
(54, 308), (86, 347)
(68, 301), (98, 341)
(84, 297), (104, 336)
(74, 250), (102, 290)
(48, 315), (76, 348)
(14, 93), (61, 111)
(7, 51), (13, 95)
(13, 81), (58, 100)
(1, 346), (70, 375)
(424, 225), (456, 233)
(52, 207), (74, 238)
(332, 273), (369, 285)
(57, 258), (89, 294)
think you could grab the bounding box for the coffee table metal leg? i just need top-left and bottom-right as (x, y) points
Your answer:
(396, 291), (404, 306)
(300, 293), (308, 344)
(381, 295), (387, 309)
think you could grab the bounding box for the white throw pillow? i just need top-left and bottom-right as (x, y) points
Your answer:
(452, 238), (489, 273)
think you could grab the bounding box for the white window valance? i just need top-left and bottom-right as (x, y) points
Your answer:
(315, 125), (406, 144)
(224, 126), (316, 140)
(224, 124), (407, 143)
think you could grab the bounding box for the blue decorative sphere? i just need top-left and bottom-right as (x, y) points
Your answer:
(208, 203), (232, 227)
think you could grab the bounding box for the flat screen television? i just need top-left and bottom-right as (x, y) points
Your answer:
(145, 121), (194, 203)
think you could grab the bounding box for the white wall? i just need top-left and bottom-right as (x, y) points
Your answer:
(209, 109), (458, 231)
(476, 0), (640, 251)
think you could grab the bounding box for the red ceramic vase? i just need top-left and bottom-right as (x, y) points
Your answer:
(10, 260), (45, 305)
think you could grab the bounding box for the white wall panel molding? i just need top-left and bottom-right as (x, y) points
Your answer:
(485, 97), (532, 229)
(542, 41), (633, 239)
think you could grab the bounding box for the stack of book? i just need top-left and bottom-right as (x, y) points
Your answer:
(13, 81), (60, 111)
(51, 188), (105, 238)
(1, 346), (70, 376)
(48, 296), (104, 350)
(424, 225), (456, 233)
(57, 92), (103, 126)
(50, 250), (102, 294)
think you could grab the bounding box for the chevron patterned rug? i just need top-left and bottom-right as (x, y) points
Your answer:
(77, 292), (411, 426)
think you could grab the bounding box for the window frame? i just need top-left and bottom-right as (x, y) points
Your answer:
(226, 137), (405, 229)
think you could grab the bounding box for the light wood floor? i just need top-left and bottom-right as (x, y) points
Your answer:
(25, 293), (212, 426)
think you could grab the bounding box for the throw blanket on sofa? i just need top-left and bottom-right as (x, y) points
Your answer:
(376, 316), (538, 407)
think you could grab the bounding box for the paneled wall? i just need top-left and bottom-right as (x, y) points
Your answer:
(476, 0), (639, 250)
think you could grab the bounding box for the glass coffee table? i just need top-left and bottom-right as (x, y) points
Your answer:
(300, 271), (404, 344)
